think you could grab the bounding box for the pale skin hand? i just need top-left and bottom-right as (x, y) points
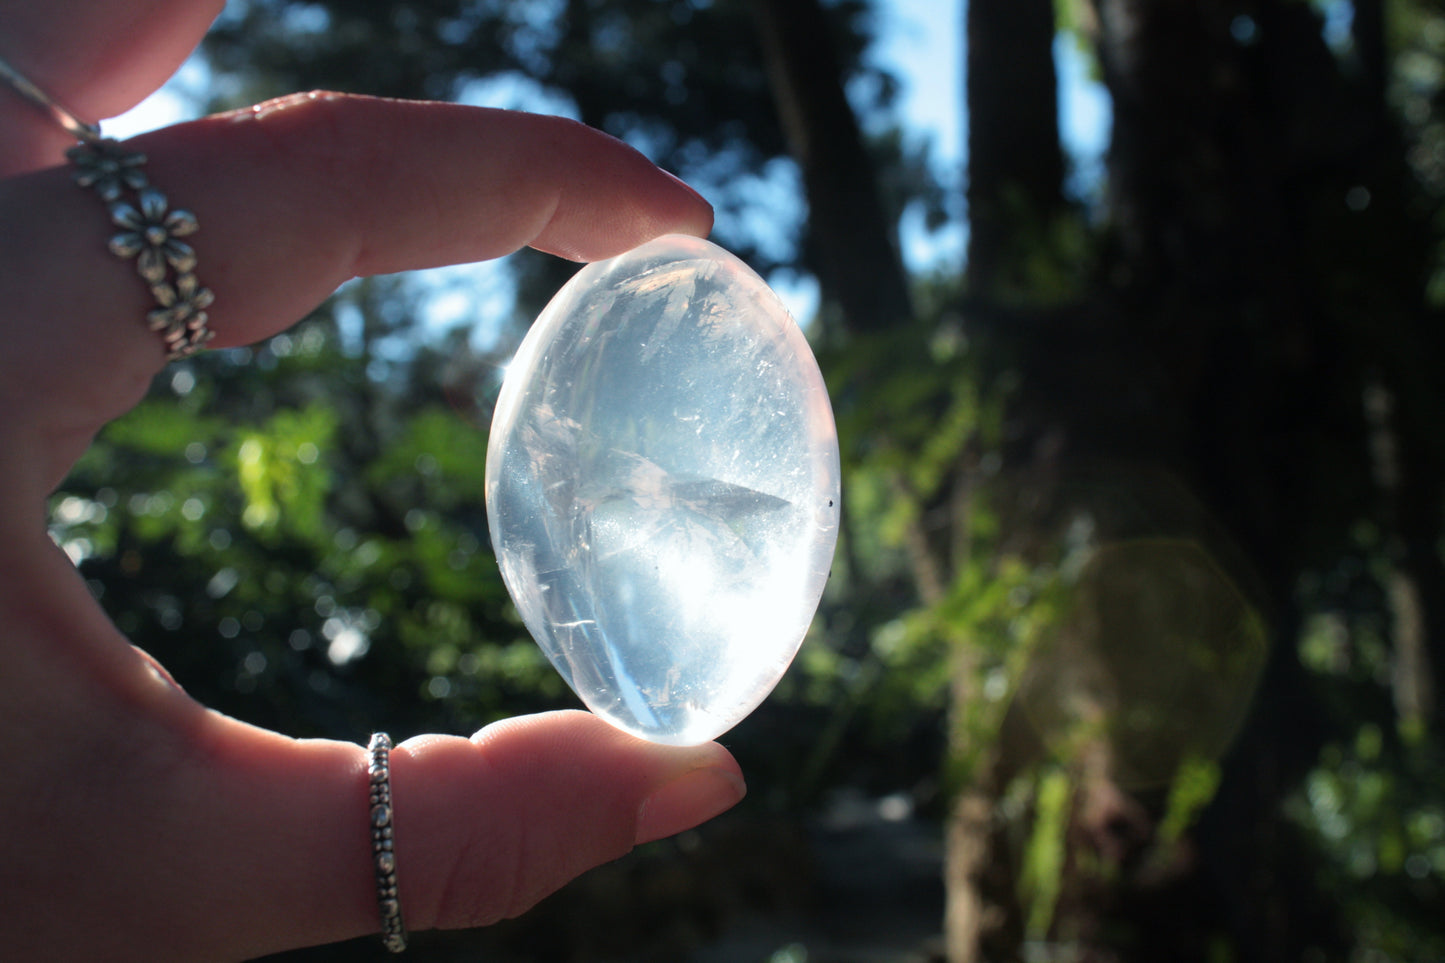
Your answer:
(0, 3), (744, 961)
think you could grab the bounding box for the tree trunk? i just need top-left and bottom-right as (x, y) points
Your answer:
(1038, 0), (1434, 957)
(965, 0), (1067, 298)
(748, 0), (913, 335)
(946, 0), (1445, 958)
(943, 1), (1067, 960)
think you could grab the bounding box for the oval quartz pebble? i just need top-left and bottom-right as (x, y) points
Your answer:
(485, 234), (841, 745)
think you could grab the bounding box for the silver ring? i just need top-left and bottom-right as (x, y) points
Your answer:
(0, 52), (214, 361)
(368, 733), (408, 953)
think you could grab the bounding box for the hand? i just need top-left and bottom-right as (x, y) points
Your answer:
(0, 3), (741, 961)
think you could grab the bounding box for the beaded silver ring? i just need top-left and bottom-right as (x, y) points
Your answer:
(0, 53), (214, 361)
(368, 733), (408, 953)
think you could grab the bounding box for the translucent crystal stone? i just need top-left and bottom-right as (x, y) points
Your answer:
(486, 234), (841, 746)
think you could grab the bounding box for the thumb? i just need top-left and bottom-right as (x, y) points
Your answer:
(392, 712), (748, 931)
(143, 709), (745, 961)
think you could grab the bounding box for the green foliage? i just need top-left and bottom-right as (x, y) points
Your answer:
(1158, 755), (1222, 844)
(1019, 766), (1073, 939)
(50, 314), (556, 740)
(1287, 736), (1445, 961)
(1287, 605), (1445, 963)
(233, 404), (335, 537)
(940, 552), (1067, 788)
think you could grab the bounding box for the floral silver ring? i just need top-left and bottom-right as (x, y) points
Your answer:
(1, 53), (214, 361)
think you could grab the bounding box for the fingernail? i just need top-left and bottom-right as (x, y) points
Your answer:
(662, 169), (708, 206)
(661, 170), (715, 234)
(635, 766), (747, 844)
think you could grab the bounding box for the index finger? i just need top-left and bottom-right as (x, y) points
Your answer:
(0, 93), (713, 499)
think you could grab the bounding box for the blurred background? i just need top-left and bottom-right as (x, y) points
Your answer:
(57, 0), (1445, 960)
